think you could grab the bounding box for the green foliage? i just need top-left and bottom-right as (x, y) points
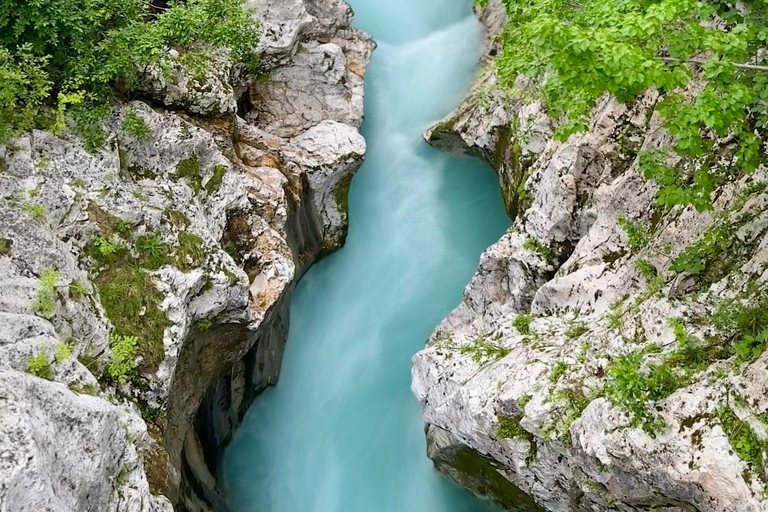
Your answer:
(164, 208), (191, 228)
(607, 300), (625, 330)
(460, 337), (511, 366)
(670, 222), (733, 275)
(496, 0), (768, 210)
(96, 265), (169, 369)
(68, 279), (89, 300)
(175, 154), (203, 194)
(106, 334), (139, 384)
(713, 289), (768, 362)
(606, 346), (673, 433)
(565, 322), (588, 340)
(0, 238), (11, 257)
(0, 0), (260, 143)
(31, 268), (59, 319)
(524, 237), (555, 265)
(135, 234), (167, 270)
(496, 415), (537, 463)
(617, 215), (650, 251)
(88, 236), (126, 262)
(607, 318), (728, 433)
(634, 259), (657, 281)
(513, 313), (533, 335)
(550, 361), (568, 383)
(27, 352), (53, 380)
(550, 385), (595, 444)
(54, 341), (72, 363)
(121, 108), (150, 141)
(22, 203), (45, 221)
(205, 164), (227, 194)
(717, 406), (768, 477)
(176, 231), (205, 270)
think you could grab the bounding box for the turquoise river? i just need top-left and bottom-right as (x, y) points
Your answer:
(223, 0), (510, 510)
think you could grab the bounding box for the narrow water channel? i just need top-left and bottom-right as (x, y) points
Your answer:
(223, 0), (510, 510)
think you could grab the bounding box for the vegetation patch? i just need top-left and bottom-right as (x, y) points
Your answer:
(713, 288), (768, 363)
(565, 322), (588, 340)
(0, 237), (11, 257)
(54, 341), (72, 363)
(27, 352), (53, 380)
(175, 154), (203, 194)
(459, 337), (510, 366)
(68, 279), (89, 300)
(176, 231), (206, 271)
(0, 0), (260, 145)
(524, 237), (556, 265)
(105, 334), (139, 384)
(205, 164), (227, 195)
(618, 215), (651, 252)
(496, 415), (537, 464)
(513, 313), (533, 335)
(31, 268), (59, 319)
(494, 0), (768, 211)
(95, 265), (168, 370)
(717, 406), (768, 483)
(121, 108), (150, 141)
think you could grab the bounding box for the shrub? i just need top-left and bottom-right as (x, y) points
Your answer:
(618, 215), (650, 251)
(106, 334), (139, 384)
(495, 0), (768, 210)
(28, 352), (53, 380)
(512, 314), (533, 335)
(460, 337), (510, 366)
(31, 268), (59, 319)
(0, 0), (260, 144)
(69, 279), (89, 300)
(54, 341), (72, 363)
(121, 108), (150, 141)
(524, 237), (556, 265)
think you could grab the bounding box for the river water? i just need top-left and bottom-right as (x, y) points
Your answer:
(223, 0), (510, 510)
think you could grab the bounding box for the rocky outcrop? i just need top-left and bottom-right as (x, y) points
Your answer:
(414, 1), (768, 511)
(0, 1), (372, 511)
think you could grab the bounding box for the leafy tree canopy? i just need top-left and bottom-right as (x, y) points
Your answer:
(494, 0), (768, 210)
(0, 0), (259, 143)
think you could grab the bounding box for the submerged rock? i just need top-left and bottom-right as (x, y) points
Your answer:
(414, 1), (768, 511)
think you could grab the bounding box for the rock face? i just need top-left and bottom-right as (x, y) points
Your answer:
(414, 1), (768, 511)
(0, 1), (372, 511)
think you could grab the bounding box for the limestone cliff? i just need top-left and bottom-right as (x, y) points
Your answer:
(414, 1), (768, 511)
(0, 1), (372, 511)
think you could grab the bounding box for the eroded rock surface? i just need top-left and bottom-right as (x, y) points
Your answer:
(414, 1), (768, 511)
(0, 1), (372, 511)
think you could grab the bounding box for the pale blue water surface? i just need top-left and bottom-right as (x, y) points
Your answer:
(222, 0), (510, 510)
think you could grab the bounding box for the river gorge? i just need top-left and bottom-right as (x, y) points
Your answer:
(223, 0), (509, 510)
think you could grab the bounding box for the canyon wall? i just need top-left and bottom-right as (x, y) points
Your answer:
(0, 1), (372, 511)
(414, 2), (768, 511)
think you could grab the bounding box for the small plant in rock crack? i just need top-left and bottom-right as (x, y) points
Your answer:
(617, 215), (651, 252)
(513, 313), (534, 335)
(31, 268), (59, 319)
(460, 337), (510, 366)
